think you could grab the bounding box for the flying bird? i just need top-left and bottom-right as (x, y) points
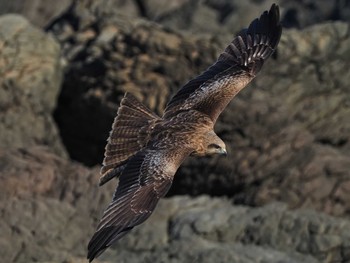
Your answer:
(88, 4), (282, 261)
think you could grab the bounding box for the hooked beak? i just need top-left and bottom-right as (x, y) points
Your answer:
(219, 148), (227, 156)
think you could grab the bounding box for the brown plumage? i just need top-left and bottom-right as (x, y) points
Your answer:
(88, 4), (282, 261)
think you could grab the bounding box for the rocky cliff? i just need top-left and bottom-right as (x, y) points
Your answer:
(1, 1), (350, 263)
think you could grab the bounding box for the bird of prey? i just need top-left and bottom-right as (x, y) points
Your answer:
(88, 4), (282, 261)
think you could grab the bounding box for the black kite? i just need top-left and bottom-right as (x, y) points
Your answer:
(88, 4), (282, 261)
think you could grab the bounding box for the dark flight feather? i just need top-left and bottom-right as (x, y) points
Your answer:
(87, 149), (184, 262)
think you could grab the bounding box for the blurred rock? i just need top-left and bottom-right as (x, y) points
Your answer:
(0, 14), (67, 157)
(101, 0), (350, 34)
(0, 0), (71, 28)
(280, 0), (350, 29)
(161, 0), (350, 32)
(1, 0), (350, 31)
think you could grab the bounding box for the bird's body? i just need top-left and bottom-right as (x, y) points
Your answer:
(88, 4), (282, 261)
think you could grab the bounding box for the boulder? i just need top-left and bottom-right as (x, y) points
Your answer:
(0, 14), (67, 157)
(0, 0), (71, 28)
(0, 146), (115, 262)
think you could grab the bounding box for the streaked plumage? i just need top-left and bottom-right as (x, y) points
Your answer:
(88, 4), (282, 261)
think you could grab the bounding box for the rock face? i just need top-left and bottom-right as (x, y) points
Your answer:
(0, 15), (67, 157)
(1, 2), (350, 263)
(0, 0), (71, 27)
(1, 147), (350, 263)
(172, 22), (350, 217)
(4, 0), (348, 31)
(47, 0), (350, 218)
(0, 146), (115, 262)
(142, 0), (350, 32)
(103, 197), (350, 263)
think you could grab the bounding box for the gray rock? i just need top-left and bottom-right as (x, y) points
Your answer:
(1, 0), (350, 31)
(97, 197), (350, 263)
(170, 21), (350, 217)
(280, 0), (350, 29)
(164, 0), (350, 31)
(0, 14), (67, 157)
(0, 0), (71, 28)
(2, 2), (350, 263)
(0, 146), (115, 262)
(2, 147), (350, 262)
(94, 0), (350, 34)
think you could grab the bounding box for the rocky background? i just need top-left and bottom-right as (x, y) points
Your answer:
(1, 0), (350, 262)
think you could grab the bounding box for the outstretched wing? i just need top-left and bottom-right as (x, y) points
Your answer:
(87, 147), (189, 262)
(163, 4), (282, 123)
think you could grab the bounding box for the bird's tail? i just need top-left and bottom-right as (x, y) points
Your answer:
(99, 93), (160, 186)
(219, 3), (282, 75)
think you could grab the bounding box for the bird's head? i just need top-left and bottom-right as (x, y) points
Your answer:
(192, 130), (227, 157)
(206, 141), (227, 156)
(205, 133), (227, 156)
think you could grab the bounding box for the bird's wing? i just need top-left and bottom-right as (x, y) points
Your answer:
(163, 4), (282, 123)
(87, 147), (189, 262)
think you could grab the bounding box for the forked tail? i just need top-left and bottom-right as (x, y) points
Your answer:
(99, 93), (160, 186)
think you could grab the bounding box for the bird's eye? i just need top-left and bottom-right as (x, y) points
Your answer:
(209, 144), (221, 149)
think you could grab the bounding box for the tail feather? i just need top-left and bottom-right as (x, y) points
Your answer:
(99, 93), (160, 186)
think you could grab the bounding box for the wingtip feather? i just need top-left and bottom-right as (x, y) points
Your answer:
(220, 3), (282, 75)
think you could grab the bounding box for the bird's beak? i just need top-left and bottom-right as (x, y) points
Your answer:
(219, 148), (227, 156)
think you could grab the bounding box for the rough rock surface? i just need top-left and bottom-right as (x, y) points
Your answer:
(47, 0), (350, 218)
(173, 22), (350, 217)
(1, 2), (350, 263)
(102, 197), (350, 263)
(2, 0), (349, 31)
(139, 0), (350, 32)
(0, 146), (114, 262)
(0, 0), (71, 27)
(1, 147), (350, 263)
(0, 14), (67, 157)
